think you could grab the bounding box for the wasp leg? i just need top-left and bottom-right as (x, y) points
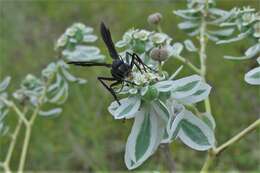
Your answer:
(97, 77), (121, 105)
(132, 53), (157, 72)
(127, 52), (144, 73)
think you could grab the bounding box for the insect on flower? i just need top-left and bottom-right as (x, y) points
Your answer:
(68, 22), (155, 105)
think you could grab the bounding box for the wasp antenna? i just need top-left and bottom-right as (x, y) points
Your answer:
(100, 22), (119, 59)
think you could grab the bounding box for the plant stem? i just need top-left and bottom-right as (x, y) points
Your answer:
(174, 55), (201, 75)
(17, 80), (50, 173)
(0, 107), (27, 173)
(201, 119), (260, 173)
(3, 120), (23, 172)
(156, 24), (162, 33)
(160, 144), (176, 173)
(0, 98), (29, 125)
(17, 124), (31, 172)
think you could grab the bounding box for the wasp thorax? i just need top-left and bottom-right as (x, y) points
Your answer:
(147, 12), (162, 25)
(150, 47), (169, 62)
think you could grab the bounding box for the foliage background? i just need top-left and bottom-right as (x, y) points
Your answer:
(0, 0), (259, 171)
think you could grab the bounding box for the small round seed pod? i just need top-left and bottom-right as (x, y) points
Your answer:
(150, 47), (169, 62)
(147, 12), (162, 25)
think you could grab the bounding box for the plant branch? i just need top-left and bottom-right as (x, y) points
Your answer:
(174, 55), (201, 75)
(1, 107), (28, 173)
(0, 98), (29, 125)
(201, 119), (260, 172)
(214, 119), (260, 155)
(18, 78), (52, 173)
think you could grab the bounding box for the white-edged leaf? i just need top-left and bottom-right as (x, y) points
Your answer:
(172, 75), (202, 99)
(63, 45), (105, 62)
(48, 80), (68, 104)
(174, 10), (200, 20)
(217, 29), (251, 44)
(257, 57), (260, 64)
(178, 110), (215, 151)
(39, 108), (62, 117)
(178, 21), (199, 30)
(83, 35), (97, 42)
(178, 82), (211, 104)
(245, 44), (260, 58)
(0, 76), (11, 92)
(200, 112), (216, 130)
(152, 100), (170, 122)
(244, 66), (260, 85)
(171, 42), (183, 56)
(224, 55), (251, 60)
(108, 96), (141, 119)
(124, 107), (164, 170)
(116, 40), (127, 48)
(162, 102), (185, 143)
(184, 40), (197, 52)
(208, 28), (235, 37)
(61, 67), (87, 84)
(153, 80), (175, 92)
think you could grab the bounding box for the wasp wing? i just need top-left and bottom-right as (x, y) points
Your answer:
(100, 22), (119, 59)
(68, 61), (112, 67)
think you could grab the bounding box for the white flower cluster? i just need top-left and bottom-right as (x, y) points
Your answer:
(116, 28), (183, 67)
(116, 29), (173, 56)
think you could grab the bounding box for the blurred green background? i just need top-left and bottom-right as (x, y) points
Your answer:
(0, 0), (259, 172)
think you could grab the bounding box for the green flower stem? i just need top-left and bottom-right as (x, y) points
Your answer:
(156, 25), (162, 33)
(201, 119), (260, 173)
(174, 55), (201, 75)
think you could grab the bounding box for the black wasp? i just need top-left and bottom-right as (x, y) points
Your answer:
(68, 22), (154, 105)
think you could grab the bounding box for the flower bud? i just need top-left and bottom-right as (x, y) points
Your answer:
(142, 86), (159, 101)
(147, 12), (162, 25)
(150, 47), (169, 62)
